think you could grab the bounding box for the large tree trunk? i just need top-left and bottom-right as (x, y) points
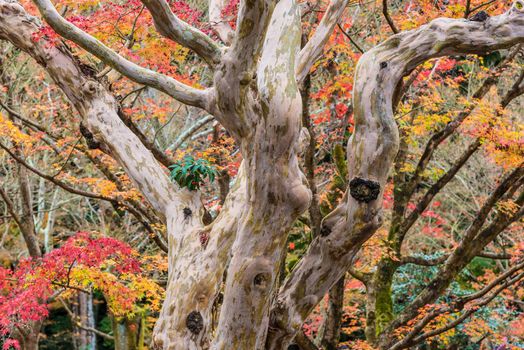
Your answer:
(210, 1), (311, 348)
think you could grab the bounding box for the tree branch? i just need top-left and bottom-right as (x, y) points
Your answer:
(30, 0), (211, 109)
(59, 297), (115, 341)
(296, 0), (349, 84)
(141, 0), (222, 66)
(0, 185), (23, 229)
(337, 22), (365, 54)
(209, 0), (235, 44)
(382, 0), (399, 33)
(399, 138), (482, 240)
(117, 108), (174, 168)
(0, 140), (114, 202)
(167, 114), (214, 151)
(0, 99), (48, 134)
(401, 251), (511, 266)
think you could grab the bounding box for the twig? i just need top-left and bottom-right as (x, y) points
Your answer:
(337, 23), (365, 53)
(382, 0), (399, 34)
(58, 297), (114, 340)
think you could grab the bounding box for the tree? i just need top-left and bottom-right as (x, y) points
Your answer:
(0, 0), (522, 349)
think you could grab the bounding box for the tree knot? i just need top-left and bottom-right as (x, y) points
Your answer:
(83, 80), (99, 95)
(183, 207), (192, 220)
(186, 310), (204, 334)
(349, 177), (380, 202)
(469, 11), (489, 22)
(79, 123), (100, 150)
(320, 225), (332, 237)
(253, 272), (270, 291)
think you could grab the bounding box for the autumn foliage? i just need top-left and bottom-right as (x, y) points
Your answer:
(0, 232), (163, 349)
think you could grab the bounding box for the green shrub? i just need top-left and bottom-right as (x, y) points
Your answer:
(169, 155), (217, 191)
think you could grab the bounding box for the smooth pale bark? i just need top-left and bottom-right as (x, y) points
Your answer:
(212, 0), (311, 348)
(152, 166), (247, 349)
(209, 0), (235, 44)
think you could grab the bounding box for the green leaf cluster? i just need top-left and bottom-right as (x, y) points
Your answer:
(169, 155), (218, 191)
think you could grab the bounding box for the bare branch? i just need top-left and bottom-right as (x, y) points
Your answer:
(0, 99), (47, 134)
(296, 0), (349, 84)
(0, 140), (115, 202)
(0, 185), (22, 229)
(337, 22), (365, 54)
(141, 0), (222, 65)
(117, 108), (174, 168)
(399, 138), (482, 239)
(382, 0), (399, 33)
(469, 0), (499, 16)
(500, 68), (524, 107)
(167, 114), (214, 151)
(401, 251), (511, 266)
